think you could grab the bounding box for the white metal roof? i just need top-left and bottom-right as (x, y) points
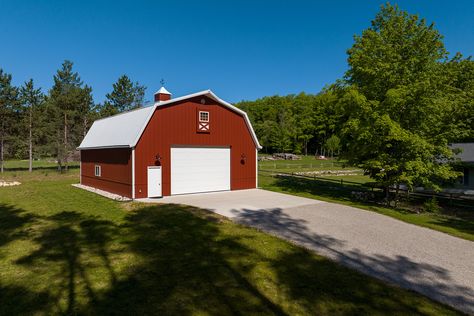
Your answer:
(78, 106), (155, 149)
(78, 89), (262, 150)
(155, 86), (171, 95)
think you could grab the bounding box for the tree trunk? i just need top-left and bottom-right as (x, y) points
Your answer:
(0, 130), (3, 174)
(385, 186), (390, 205)
(57, 129), (62, 173)
(64, 113), (68, 172)
(0, 119), (4, 173)
(395, 184), (400, 208)
(83, 115), (89, 139)
(29, 106), (33, 172)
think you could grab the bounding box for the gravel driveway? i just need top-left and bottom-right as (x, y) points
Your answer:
(144, 189), (474, 314)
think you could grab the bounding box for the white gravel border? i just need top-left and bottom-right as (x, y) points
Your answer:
(0, 181), (21, 187)
(72, 184), (132, 201)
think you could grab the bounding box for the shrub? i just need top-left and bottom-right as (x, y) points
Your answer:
(423, 197), (441, 214)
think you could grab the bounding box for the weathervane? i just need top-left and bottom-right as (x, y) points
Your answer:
(160, 78), (165, 87)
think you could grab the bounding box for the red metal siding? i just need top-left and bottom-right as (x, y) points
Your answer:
(81, 148), (132, 198)
(134, 96), (257, 198)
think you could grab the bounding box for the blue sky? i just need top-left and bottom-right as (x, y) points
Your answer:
(0, 0), (473, 104)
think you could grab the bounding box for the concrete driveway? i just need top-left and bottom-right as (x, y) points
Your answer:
(143, 189), (474, 314)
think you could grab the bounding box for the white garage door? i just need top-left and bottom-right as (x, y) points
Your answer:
(171, 147), (231, 195)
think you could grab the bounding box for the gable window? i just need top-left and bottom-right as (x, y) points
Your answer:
(95, 165), (101, 177)
(199, 111), (209, 122)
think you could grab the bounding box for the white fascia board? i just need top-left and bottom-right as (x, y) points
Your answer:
(207, 91), (262, 149)
(77, 145), (131, 150)
(130, 104), (159, 149)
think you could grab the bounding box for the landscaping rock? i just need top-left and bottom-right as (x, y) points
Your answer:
(72, 184), (132, 201)
(0, 181), (21, 187)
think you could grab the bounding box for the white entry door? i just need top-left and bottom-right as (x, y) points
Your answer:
(147, 166), (162, 198)
(171, 147), (231, 195)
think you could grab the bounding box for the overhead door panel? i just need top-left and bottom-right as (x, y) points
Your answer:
(171, 147), (230, 195)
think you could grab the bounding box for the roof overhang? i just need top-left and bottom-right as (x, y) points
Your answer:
(78, 145), (131, 150)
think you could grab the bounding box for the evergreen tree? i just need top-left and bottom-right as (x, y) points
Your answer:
(0, 69), (18, 173)
(19, 79), (44, 172)
(48, 60), (93, 171)
(102, 75), (146, 116)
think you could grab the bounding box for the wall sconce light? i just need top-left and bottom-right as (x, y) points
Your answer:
(240, 153), (246, 165)
(155, 154), (162, 165)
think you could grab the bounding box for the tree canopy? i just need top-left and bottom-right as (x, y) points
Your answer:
(102, 75), (146, 116)
(238, 3), (473, 193)
(338, 3), (473, 192)
(0, 2), (472, 195)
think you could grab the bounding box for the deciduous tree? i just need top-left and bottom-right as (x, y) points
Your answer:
(341, 4), (460, 197)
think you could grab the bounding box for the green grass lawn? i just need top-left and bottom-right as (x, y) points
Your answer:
(0, 170), (460, 315)
(259, 155), (350, 172)
(259, 172), (474, 242)
(258, 155), (371, 186)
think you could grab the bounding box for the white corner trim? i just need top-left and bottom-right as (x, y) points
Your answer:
(132, 148), (136, 199)
(255, 148), (258, 188)
(80, 160), (82, 184)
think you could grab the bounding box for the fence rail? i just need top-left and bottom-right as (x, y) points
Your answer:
(260, 169), (474, 203)
(258, 162), (345, 170)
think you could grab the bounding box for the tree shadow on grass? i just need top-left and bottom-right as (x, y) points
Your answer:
(0, 204), (36, 249)
(3, 201), (467, 314)
(16, 211), (120, 315)
(0, 284), (52, 315)
(11, 203), (288, 315)
(85, 204), (288, 315)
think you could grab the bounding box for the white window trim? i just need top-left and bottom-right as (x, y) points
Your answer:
(95, 165), (101, 177)
(199, 111), (209, 122)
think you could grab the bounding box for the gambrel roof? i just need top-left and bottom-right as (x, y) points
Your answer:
(78, 90), (261, 150)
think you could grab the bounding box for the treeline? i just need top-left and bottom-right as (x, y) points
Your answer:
(238, 4), (474, 193)
(237, 92), (342, 156)
(0, 61), (146, 172)
(1, 4), (473, 193)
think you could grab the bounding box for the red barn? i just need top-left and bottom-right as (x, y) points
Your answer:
(78, 88), (261, 199)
